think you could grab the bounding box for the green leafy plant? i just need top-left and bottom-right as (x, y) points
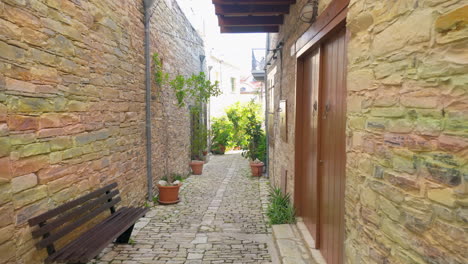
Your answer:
(191, 106), (207, 160)
(211, 116), (233, 154)
(153, 53), (168, 87)
(152, 52), (221, 107)
(267, 187), (296, 225)
(241, 100), (266, 162)
(225, 102), (248, 148)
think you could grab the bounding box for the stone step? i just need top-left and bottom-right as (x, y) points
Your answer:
(272, 223), (317, 264)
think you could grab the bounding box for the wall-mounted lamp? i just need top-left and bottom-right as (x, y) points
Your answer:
(299, 0), (319, 23)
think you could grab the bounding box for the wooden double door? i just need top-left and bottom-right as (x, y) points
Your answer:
(295, 26), (347, 264)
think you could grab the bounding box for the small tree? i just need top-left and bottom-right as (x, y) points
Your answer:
(190, 106), (207, 161)
(241, 100), (266, 162)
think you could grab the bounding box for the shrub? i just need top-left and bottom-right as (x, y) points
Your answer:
(241, 100), (265, 162)
(267, 187), (296, 225)
(211, 116), (233, 153)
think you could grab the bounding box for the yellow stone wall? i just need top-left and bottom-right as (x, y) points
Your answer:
(345, 0), (467, 263)
(0, 0), (204, 263)
(267, 0), (467, 263)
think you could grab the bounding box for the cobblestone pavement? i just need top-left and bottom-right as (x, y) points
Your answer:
(91, 153), (278, 264)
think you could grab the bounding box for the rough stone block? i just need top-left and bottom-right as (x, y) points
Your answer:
(0, 123), (8, 137)
(423, 159), (461, 186)
(372, 9), (433, 56)
(0, 225), (14, 245)
(0, 183), (12, 206)
(11, 173), (37, 193)
(12, 155), (49, 177)
(348, 69), (375, 91)
(402, 206), (432, 233)
(0, 137), (10, 157)
(5, 77), (36, 93)
(370, 107), (406, 118)
(428, 188), (457, 208)
(0, 241), (15, 263)
(415, 118), (443, 136)
(368, 180), (405, 204)
(12, 185), (47, 209)
(67, 100), (88, 112)
(435, 5), (468, 32)
(15, 198), (49, 225)
(438, 134), (468, 152)
(0, 203), (13, 228)
(0, 40), (25, 62)
(37, 127), (66, 138)
(18, 142), (51, 157)
(11, 97), (55, 113)
(8, 115), (39, 131)
(0, 104), (6, 122)
(0, 157), (12, 183)
(49, 136), (72, 151)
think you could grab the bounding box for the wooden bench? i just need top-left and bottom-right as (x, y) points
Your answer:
(28, 183), (149, 264)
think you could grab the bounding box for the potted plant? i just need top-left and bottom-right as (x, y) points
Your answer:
(211, 116), (232, 155)
(241, 101), (266, 177)
(157, 174), (183, 205)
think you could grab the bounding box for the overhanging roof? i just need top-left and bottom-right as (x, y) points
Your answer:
(213, 0), (296, 33)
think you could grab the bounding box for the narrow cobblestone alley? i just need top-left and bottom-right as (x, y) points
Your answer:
(92, 153), (277, 264)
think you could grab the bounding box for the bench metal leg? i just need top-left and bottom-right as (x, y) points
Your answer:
(115, 224), (135, 244)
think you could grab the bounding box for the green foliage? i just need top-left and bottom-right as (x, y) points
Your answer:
(240, 100), (266, 162)
(267, 187), (296, 225)
(152, 52), (221, 108)
(210, 101), (266, 161)
(211, 116), (233, 151)
(225, 102), (248, 148)
(191, 106), (207, 160)
(153, 53), (168, 87)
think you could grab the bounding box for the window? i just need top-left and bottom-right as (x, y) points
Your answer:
(230, 77), (237, 93)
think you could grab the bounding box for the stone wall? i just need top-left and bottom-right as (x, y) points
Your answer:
(267, 0), (318, 197)
(148, 0), (205, 191)
(345, 0), (467, 263)
(267, 0), (467, 263)
(0, 0), (203, 263)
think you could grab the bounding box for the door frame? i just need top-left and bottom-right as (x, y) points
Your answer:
(293, 2), (349, 249)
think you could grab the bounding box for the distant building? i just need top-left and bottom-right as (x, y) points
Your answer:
(208, 52), (264, 119)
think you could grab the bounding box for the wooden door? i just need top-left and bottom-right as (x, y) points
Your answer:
(297, 48), (321, 241)
(318, 26), (347, 264)
(296, 26), (347, 264)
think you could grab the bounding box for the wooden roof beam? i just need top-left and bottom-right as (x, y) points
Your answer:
(215, 4), (290, 16)
(220, 26), (279, 33)
(219, 15), (284, 26)
(213, 0), (296, 5)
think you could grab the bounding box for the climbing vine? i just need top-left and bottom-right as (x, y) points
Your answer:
(153, 52), (221, 107)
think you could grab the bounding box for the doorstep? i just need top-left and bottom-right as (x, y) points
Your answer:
(272, 218), (326, 264)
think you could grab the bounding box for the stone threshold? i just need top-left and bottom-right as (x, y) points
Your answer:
(272, 218), (327, 264)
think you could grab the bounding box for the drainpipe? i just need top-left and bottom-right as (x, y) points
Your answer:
(144, 0), (156, 201)
(264, 34), (270, 177)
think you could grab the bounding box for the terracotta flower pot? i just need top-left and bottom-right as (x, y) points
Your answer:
(157, 184), (181, 205)
(202, 150), (208, 156)
(250, 162), (264, 177)
(190, 160), (204, 175)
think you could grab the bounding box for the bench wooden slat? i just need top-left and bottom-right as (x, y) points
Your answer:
(31, 190), (120, 238)
(71, 208), (147, 262)
(46, 208), (129, 263)
(79, 208), (148, 262)
(37, 197), (121, 249)
(28, 183), (118, 226)
(45, 207), (149, 264)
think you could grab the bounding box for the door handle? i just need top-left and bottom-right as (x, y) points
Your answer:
(323, 102), (331, 119)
